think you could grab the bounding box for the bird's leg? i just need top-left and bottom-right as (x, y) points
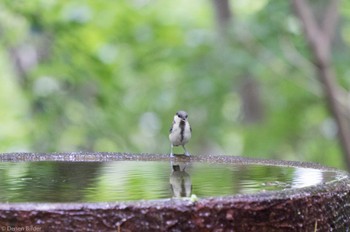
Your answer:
(170, 144), (174, 157)
(182, 145), (190, 157)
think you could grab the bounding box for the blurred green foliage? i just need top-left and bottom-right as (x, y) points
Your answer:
(0, 0), (349, 169)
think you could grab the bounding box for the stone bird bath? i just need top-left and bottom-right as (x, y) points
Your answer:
(0, 152), (349, 231)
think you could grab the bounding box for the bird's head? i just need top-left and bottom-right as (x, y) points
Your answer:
(174, 110), (188, 122)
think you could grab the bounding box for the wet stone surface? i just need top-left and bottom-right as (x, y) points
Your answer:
(0, 152), (349, 231)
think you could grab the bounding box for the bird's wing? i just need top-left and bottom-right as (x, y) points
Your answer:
(169, 121), (174, 133)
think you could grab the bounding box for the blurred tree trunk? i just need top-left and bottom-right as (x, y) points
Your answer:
(239, 76), (264, 123)
(211, 0), (232, 38)
(211, 0), (264, 123)
(292, 0), (350, 170)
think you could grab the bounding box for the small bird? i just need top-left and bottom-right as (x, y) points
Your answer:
(169, 110), (192, 157)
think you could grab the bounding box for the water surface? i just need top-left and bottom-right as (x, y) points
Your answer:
(0, 161), (344, 202)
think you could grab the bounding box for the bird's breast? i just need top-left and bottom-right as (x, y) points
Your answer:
(169, 122), (191, 146)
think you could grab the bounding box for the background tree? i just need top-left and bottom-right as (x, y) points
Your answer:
(292, 0), (350, 169)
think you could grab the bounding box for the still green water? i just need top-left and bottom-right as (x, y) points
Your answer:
(0, 161), (344, 202)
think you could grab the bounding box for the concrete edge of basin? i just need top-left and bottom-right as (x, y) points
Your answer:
(0, 151), (341, 170)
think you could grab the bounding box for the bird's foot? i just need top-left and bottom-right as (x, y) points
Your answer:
(170, 153), (174, 158)
(185, 152), (191, 157)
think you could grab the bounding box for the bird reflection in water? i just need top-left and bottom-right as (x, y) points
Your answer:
(169, 161), (192, 198)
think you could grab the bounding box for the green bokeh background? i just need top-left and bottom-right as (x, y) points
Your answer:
(1, 0), (350, 169)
